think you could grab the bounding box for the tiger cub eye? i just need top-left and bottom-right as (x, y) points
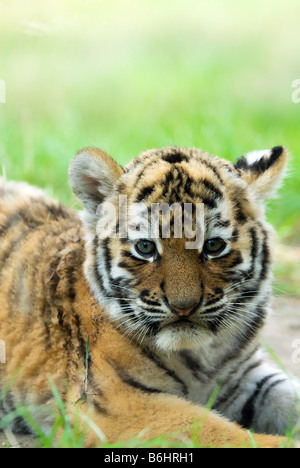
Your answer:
(204, 238), (227, 256)
(135, 240), (157, 257)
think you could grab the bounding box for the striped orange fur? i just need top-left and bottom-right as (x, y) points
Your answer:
(0, 146), (295, 447)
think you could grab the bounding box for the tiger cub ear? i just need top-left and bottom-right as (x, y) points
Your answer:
(234, 146), (288, 200)
(69, 147), (124, 214)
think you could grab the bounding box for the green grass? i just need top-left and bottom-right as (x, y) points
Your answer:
(0, 347), (297, 449)
(0, 380), (296, 449)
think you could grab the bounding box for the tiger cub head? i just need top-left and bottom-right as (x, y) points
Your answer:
(69, 146), (288, 353)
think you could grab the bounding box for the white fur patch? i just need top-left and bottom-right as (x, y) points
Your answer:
(154, 324), (213, 353)
(245, 149), (272, 166)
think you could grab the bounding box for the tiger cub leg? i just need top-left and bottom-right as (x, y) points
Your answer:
(74, 393), (286, 448)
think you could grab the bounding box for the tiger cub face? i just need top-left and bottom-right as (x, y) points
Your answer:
(69, 146), (287, 352)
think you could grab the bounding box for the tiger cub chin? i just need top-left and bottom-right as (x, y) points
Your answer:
(0, 145), (298, 447)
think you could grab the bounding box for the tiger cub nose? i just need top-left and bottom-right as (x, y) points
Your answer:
(170, 302), (198, 317)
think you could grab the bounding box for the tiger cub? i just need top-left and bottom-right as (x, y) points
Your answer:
(0, 145), (298, 447)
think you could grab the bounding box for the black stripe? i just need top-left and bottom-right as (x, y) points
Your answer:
(135, 185), (156, 203)
(234, 156), (249, 171)
(237, 228), (258, 284)
(140, 290), (161, 307)
(121, 249), (149, 265)
(268, 146), (284, 169)
(153, 170), (190, 202)
(234, 200), (247, 223)
(111, 362), (162, 394)
(57, 309), (64, 327)
(45, 203), (70, 220)
(249, 228), (258, 277)
(102, 237), (112, 277)
(160, 170), (177, 200)
(43, 236), (69, 349)
(242, 301), (267, 344)
(201, 179), (223, 199)
(260, 378), (286, 402)
(141, 348), (188, 396)
(205, 295), (224, 308)
(0, 211), (41, 267)
(74, 313), (87, 361)
(235, 286), (260, 305)
(240, 373), (278, 428)
(227, 251), (244, 269)
(87, 371), (109, 416)
(200, 160), (223, 184)
(140, 297), (161, 307)
(212, 249), (239, 263)
(130, 156), (161, 182)
(216, 362), (263, 413)
(235, 146), (284, 175)
(259, 229), (270, 281)
(144, 320), (161, 336)
(232, 227), (239, 241)
(180, 349), (220, 383)
(214, 351), (261, 411)
(216, 219), (231, 228)
(205, 310), (227, 334)
(0, 228), (40, 312)
(0, 212), (23, 236)
(141, 307), (164, 316)
(121, 375), (161, 393)
(201, 196), (217, 209)
(162, 152), (188, 164)
(0, 231), (30, 267)
(119, 298), (135, 315)
(1, 392), (32, 434)
(62, 246), (88, 363)
(202, 303), (226, 315)
(93, 399), (109, 416)
(110, 277), (134, 295)
(93, 241), (109, 297)
(1, 206), (45, 232)
(117, 260), (129, 269)
(93, 237), (104, 288)
(65, 264), (77, 302)
(180, 350), (201, 379)
(181, 176), (194, 200)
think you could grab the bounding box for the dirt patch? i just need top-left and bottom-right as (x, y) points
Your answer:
(1, 295), (300, 448)
(263, 296), (300, 377)
(274, 245), (300, 297)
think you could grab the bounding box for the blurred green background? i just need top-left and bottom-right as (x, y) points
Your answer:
(0, 0), (299, 291)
